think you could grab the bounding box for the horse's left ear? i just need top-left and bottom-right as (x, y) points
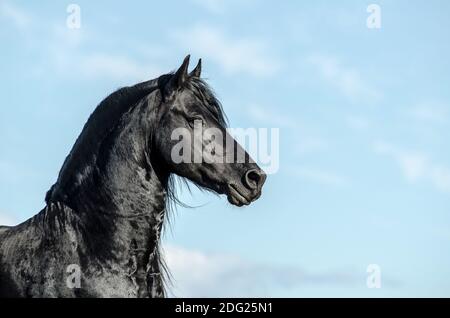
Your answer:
(190, 58), (202, 78)
(168, 55), (190, 91)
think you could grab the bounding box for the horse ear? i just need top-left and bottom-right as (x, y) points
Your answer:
(190, 58), (202, 78)
(168, 55), (190, 91)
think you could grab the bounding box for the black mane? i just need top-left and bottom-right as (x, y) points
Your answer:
(46, 78), (160, 204)
(186, 77), (228, 127)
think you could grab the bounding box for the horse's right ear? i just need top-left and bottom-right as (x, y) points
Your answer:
(190, 58), (202, 78)
(166, 55), (190, 94)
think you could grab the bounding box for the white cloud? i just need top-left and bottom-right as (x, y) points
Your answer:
(0, 1), (31, 29)
(308, 55), (381, 102)
(23, 20), (164, 83)
(374, 141), (427, 182)
(49, 38), (163, 82)
(164, 245), (363, 297)
(409, 102), (449, 124)
(293, 167), (348, 187)
(51, 24), (85, 48)
(374, 141), (450, 193)
(78, 53), (163, 82)
(346, 115), (370, 131)
(296, 137), (328, 155)
(191, 0), (256, 14)
(191, 0), (228, 13)
(173, 24), (280, 77)
(429, 165), (450, 193)
(0, 211), (18, 226)
(247, 104), (296, 128)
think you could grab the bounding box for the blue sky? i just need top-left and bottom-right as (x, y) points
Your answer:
(1, 0), (450, 297)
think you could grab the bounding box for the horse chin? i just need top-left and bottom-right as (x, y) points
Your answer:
(226, 184), (256, 207)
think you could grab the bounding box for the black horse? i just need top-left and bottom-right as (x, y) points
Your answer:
(0, 56), (266, 298)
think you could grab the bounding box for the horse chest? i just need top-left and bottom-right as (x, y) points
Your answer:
(84, 212), (165, 298)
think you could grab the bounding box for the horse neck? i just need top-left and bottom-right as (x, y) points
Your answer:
(48, 94), (169, 284)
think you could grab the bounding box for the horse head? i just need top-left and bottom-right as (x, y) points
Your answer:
(154, 55), (266, 206)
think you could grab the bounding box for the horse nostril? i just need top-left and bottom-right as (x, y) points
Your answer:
(244, 169), (264, 190)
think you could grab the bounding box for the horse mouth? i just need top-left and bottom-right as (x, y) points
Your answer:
(226, 184), (254, 207)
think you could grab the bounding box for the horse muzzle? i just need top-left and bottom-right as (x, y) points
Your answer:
(226, 169), (266, 207)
